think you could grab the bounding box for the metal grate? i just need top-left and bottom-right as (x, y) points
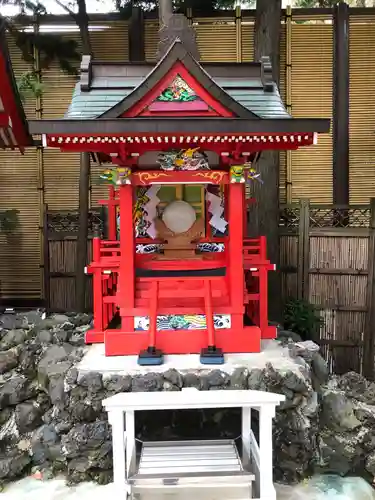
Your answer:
(138, 441), (243, 476)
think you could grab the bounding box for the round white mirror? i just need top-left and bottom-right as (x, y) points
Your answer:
(162, 200), (197, 234)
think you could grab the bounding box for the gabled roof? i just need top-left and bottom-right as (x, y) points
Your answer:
(0, 17), (32, 150)
(28, 38), (330, 138)
(98, 40), (259, 119)
(65, 41), (290, 121)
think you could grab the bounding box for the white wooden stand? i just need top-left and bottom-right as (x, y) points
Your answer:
(103, 388), (285, 500)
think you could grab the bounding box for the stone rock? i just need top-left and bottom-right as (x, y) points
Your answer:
(67, 441), (112, 473)
(289, 341), (320, 364)
(365, 450), (375, 476)
(0, 329), (27, 350)
(0, 375), (38, 409)
(205, 370), (230, 388)
(0, 449), (31, 479)
(364, 383), (375, 406)
(183, 372), (201, 389)
(17, 345), (38, 378)
(53, 329), (71, 344)
(311, 352), (329, 386)
(248, 368), (268, 391)
(0, 348), (18, 374)
(163, 369), (183, 389)
(283, 371), (310, 394)
(48, 374), (67, 408)
(15, 401), (45, 433)
(318, 427), (367, 476)
(51, 314), (71, 324)
(0, 313), (29, 331)
(31, 424), (63, 465)
(301, 391), (319, 418)
(86, 469), (112, 485)
(321, 390), (361, 431)
(65, 367), (79, 388)
(337, 372), (369, 401)
(69, 313), (92, 328)
(354, 402), (375, 425)
(0, 407), (12, 426)
(69, 332), (85, 347)
(39, 358), (73, 389)
(273, 407), (317, 483)
(61, 421), (111, 459)
(38, 344), (73, 375)
(163, 381), (180, 391)
(36, 330), (53, 344)
(68, 385), (103, 423)
(20, 310), (46, 327)
(103, 375), (131, 393)
(78, 372), (103, 393)
(277, 329), (303, 343)
(35, 315), (72, 332)
(2, 309), (375, 489)
(131, 373), (163, 392)
(68, 347), (86, 364)
(230, 368), (248, 389)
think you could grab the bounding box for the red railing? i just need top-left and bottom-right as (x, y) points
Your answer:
(88, 235), (274, 336)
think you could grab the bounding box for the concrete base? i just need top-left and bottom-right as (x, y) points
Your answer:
(77, 340), (299, 376)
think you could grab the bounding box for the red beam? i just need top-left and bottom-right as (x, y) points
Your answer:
(132, 170), (229, 185)
(50, 137), (314, 155)
(0, 111), (8, 128)
(0, 50), (30, 148)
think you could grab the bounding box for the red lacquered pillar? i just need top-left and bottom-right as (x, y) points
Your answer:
(92, 236), (103, 332)
(228, 182), (245, 332)
(119, 184), (135, 331)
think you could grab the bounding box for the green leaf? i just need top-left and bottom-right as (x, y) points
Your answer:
(283, 297), (324, 340)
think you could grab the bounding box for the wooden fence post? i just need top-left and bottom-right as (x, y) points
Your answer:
(43, 204), (50, 314)
(297, 199), (310, 301)
(363, 198), (375, 380)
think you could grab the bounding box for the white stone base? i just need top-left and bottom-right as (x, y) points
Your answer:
(77, 340), (300, 377)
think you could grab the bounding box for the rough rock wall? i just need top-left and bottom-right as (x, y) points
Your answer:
(0, 311), (375, 487)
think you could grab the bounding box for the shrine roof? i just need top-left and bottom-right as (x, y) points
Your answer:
(65, 65), (290, 120)
(0, 18), (32, 149)
(28, 39), (330, 137)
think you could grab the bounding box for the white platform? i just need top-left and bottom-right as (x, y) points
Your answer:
(104, 388), (285, 500)
(77, 340), (300, 377)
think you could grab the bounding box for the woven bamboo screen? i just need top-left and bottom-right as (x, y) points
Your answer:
(349, 15), (375, 204)
(288, 15), (333, 203)
(0, 35), (41, 298)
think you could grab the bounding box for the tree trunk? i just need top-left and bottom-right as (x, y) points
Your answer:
(159, 0), (173, 28)
(253, 0), (282, 322)
(77, 0), (92, 55)
(75, 0), (92, 312)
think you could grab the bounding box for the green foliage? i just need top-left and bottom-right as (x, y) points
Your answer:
(283, 298), (324, 340)
(15, 30), (80, 75)
(17, 70), (44, 100)
(0, 210), (19, 233)
(293, 0), (365, 6)
(116, 0), (255, 16)
(2, 1), (80, 75)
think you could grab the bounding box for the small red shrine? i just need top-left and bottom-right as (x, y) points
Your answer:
(0, 18), (32, 150)
(29, 29), (330, 365)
